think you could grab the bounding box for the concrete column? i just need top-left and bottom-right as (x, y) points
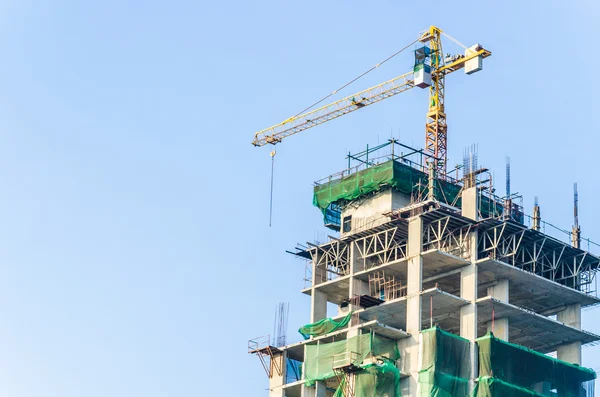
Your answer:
(485, 279), (509, 341)
(312, 250), (327, 286)
(349, 242), (369, 302)
(301, 341), (327, 397)
(461, 187), (478, 392)
(460, 187), (478, 341)
(311, 289), (327, 323)
(556, 304), (582, 365)
(303, 260), (330, 397)
(460, 267), (477, 340)
(269, 351), (287, 397)
(301, 382), (326, 397)
(313, 382), (327, 397)
(305, 292), (327, 397)
(300, 386), (315, 397)
(461, 186), (478, 221)
(406, 216), (423, 395)
(347, 242), (368, 336)
(310, 240), (327, 324)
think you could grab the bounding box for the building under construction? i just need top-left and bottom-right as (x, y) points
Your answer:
(248, 27), (599, 397)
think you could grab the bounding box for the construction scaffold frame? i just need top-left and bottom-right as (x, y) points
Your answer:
(248, 334), (284, 379)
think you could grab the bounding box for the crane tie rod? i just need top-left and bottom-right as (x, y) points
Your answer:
(291, 37), (421, 119)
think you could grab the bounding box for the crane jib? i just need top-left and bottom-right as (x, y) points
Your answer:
(251, 26), (492, 174)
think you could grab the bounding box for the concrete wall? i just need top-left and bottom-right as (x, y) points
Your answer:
(392, 189), (411, 210)
(340, 189), (410, 237)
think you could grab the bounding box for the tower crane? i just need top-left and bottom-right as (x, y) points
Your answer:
(251, 26), (491, 177)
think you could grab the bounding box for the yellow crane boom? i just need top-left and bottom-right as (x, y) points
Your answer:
(252, 71), (414, 147)
(252, 26), (490, 176)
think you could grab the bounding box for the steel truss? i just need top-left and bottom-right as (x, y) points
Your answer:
(307, 225), (408, 284)
(478, 221), (600, 293)
(423, 216), (473, 260)
(354, 227), (406, 270)
(309, 240), (350, 284)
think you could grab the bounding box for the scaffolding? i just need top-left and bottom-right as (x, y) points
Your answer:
(369, 271), (406, 302)
(304, 332), (401, 397)
(332, 351), (361, 397)
(248, 334), (283, 379)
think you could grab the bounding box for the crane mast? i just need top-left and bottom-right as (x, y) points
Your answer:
(421, 27), (448, 176)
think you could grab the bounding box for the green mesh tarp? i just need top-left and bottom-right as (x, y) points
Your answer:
(304, 332), (400, 386)
(332, 358), (400, 397)
(418, 326), (471, 397)
(312, 160), (465, 214)
(475, 376), (546, 397)
(312, 159), (503, 222)
(313, 160), (430, 213)
(298, 312), (353, 340)
(475, 332), (596, 397)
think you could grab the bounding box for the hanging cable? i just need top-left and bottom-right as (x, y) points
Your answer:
(269, 150), (276, 227)
(291, 37), (421, 119)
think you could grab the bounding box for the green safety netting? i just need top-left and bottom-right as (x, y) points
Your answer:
(312, 159), (504, 225)
(474, 332), (596, 397)
(418, 326), (472, 397)
(313, 160), (436, 213)
(475, 376), (546, 397)
(304, 332), (401, 397)
(298, 312), (353, 340)
(333, 358), (400, 397)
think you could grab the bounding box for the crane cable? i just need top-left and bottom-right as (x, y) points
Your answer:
(269, 150), (276, 227)
(269, 37), (420, 226)
(268, 31), (464, 226)
(291, 37), (421, 119)
(441, 31), (468, 50)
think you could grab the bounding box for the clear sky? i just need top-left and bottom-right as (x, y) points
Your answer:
(0, 1), (598, 396)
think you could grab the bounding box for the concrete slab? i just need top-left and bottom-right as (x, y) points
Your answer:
(367, 322), (410, 340)
(357, 287), (469, 332)
(301, 275), (351, 305)
(422, 249), (470, 279)
(476, 296), (600, 353)
(303, 250), (468, 305)
(477, 258), (600, 313)
(353, 249), (468, 285)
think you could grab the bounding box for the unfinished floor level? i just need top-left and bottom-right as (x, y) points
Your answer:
(250, 143), (600, 397)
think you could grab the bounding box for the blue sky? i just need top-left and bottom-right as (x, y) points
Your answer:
(0, 1), (598, 396)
